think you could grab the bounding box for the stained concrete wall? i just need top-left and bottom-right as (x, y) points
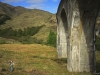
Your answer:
(56, 0), (100, 72)
(57, 8), (68, 58)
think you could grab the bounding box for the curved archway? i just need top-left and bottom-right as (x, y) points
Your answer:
(61, 9), (68, 32)
(57, 8), (68, 58)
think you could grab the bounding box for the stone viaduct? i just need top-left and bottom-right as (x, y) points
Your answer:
(56, 0), (100, 72)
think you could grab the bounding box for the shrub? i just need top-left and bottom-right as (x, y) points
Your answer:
(47, 30), (56, 47)
(0, 26), (44, 44)
(0, 14), (11, 24)
(0, 40), (6, 44)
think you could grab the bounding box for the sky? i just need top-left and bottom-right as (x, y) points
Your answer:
(0, 0), (61, 14)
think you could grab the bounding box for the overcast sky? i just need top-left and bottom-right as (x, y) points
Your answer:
(0, 0), (60, 14)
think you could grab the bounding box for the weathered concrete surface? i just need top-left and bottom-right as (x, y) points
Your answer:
(56, 0), (100, 72)
(57, 8), (68, 58)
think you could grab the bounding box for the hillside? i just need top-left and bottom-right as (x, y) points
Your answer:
(0, 2), (57, 42)
(0, 44), (100, 75)
(0, 2), (100, 43)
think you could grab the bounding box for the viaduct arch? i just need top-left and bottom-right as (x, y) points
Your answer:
(56, 0), (100, 72)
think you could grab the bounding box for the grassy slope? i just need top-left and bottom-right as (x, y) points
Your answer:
(0, 9), (56, 29)
(0, 37), (20, 44)
(0, 2), (100, 42)
(0, 2), (57, 42)
(0, 9), (57, 42)
(0, 44), (99, 75)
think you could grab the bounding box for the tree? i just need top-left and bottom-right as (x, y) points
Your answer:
(47, 30), (56, 47)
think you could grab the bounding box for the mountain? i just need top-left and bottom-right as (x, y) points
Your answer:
(0, 2), (57, 43)
(0, 2), (100, 44)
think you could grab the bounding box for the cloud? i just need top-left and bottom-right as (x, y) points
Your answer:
(25, 0), (47, 9)
(52, 0), (58, 2)
(26, 4), (44, 9)
(2, 0), (24, 3)
(26, 0), (47, 4)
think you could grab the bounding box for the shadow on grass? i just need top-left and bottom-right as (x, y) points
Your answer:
(32, 55), (49, 59)
(31, 69), (48, 75)
(0, 54), (3, 58)
(32, 55), (67, 65)
(51, 58), (67, 64)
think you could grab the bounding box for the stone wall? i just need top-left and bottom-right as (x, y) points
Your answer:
(56, 0), (100, 72)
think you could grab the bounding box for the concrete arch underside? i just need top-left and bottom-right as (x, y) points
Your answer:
(56, 0), (100, 72)
(57, 8), (68, 58)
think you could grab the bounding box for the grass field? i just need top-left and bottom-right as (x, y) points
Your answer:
(0, 44), (100, 75)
